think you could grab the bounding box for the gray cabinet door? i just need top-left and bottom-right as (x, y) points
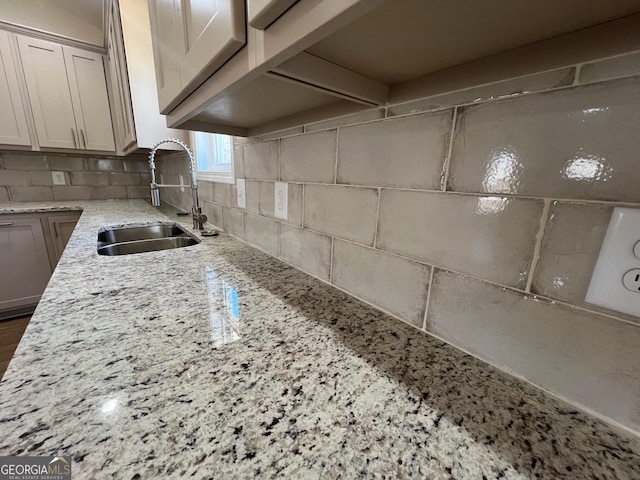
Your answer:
(47, 213), (81, 267)
(0, 216), (52, 312)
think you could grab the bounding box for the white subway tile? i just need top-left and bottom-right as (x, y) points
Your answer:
(332, 240), (430, 326)
(280, 130), (336, 183)
(304, 184), (378, 246)
(280, 224), (331, 281)
(338, 112), (451, 189)
(245, 214), (279, 256)
(305, 108), (385, 132)
(580, 51), (640, 84)
(531, 201), (640, 324)
(222, 207), (245, 239)
(377, 190), (543, 288)
(427, 269), (640, 433)
(259, 181), (302, 226)
(388, 68), (574, 116)
(448, 77), (640, 202)
(243, 141), (278, 180)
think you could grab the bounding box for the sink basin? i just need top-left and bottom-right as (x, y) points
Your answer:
(97, 222), (200, 256)
(98, 236), (199, 256)
(97, 223), (191, 244)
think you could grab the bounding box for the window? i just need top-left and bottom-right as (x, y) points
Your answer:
(190, 131), (234, 183)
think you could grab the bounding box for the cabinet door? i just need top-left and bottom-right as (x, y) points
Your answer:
(47, 213), (80, 266)
(121, 0), (189, 149)
(108, 1), (136, 151)
(179, 0), (246, 98)
(0, 217), (52, 312)
(17, 35), (77, 149)
(0, 32), (31, 146)
(63, 47), (116, 151)
(148, 0), (183, 112)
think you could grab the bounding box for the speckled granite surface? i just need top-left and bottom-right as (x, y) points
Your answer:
(0, 199), (639, 479)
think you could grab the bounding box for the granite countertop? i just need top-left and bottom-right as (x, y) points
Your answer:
(0, 199), (639, 479)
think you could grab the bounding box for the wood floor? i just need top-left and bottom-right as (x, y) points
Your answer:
(0, 316), (31, 381)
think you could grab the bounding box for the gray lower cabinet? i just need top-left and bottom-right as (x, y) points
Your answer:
(0, 216), (52, 317)
(47, 213), (81, 268)
(0, 212), (80, 319)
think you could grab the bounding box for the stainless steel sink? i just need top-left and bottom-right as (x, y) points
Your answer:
(97, 222), (200, 256)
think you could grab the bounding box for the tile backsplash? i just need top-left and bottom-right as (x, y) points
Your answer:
(0, 152), (150, 202)
(145, 50), (640, 436)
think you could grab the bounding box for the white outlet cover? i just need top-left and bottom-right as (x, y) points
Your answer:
(51, 171), (66, 185)
(274, 182), (288, 220)
(236, 179), (246, 209)
(585, 207), (640, 317)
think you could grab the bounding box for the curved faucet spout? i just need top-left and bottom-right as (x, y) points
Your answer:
(148, 138), (207, 230)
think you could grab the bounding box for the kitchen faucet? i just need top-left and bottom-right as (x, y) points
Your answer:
(148, 138), (207, 230)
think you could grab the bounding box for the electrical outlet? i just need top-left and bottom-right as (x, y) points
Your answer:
(51, 171), (66, 185)
(274, 182), (288, 220)
(586, 207), (640, 316)
(179, 175), (185, 192)
(622, 269), (640, 293)
(236, 179), (246, 209)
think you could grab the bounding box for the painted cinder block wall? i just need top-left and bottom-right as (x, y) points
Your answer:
(157, 51), (640, 436)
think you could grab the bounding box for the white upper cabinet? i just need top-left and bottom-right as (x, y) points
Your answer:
(107, 2), (136, 152)
(64, 47), (116, 151)
(147, 0), (182, 113)
(0, 31), (30, 146)
(180, 0), (246, 93)
(112, 0), (187, 152)
(148, 0), (246, 113)
(148, 0), (640, 137)
(17, 35), (115, 152)
(17, 36), (77, 149)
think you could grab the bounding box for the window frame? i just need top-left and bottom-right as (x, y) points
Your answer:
(189, 131), (235, 184)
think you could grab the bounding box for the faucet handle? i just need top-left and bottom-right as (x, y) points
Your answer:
(192, 207), (207, 230)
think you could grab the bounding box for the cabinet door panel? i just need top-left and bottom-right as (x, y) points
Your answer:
(108, 3), (136, 151)
(179, 0), (246, 95)
(107, 19), (127, 150)
(17, 35), (77, 149)
(0, 217), (52, 312)
(64, 47), (116, 151)
(47, 213), (80, 267)
(0, 32), (30, 146)
(148, 0), (183, 112)
(121, 0), (189, 148)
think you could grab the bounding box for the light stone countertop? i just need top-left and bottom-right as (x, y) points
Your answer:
(0, 199), (639, 479)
